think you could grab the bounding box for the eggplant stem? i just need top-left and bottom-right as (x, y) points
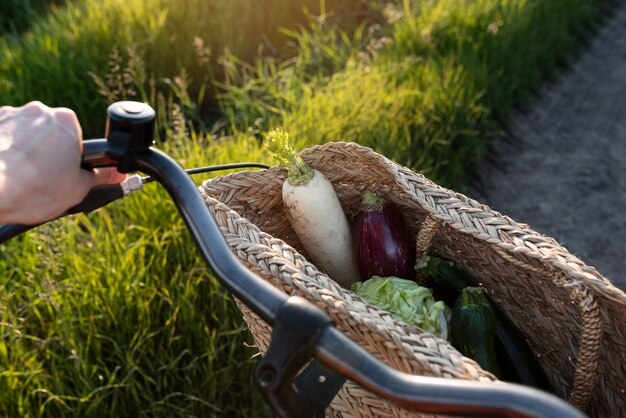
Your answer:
(362, 190), (384, 211)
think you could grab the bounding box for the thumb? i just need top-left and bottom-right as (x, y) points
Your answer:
(91, 167), (128, 186)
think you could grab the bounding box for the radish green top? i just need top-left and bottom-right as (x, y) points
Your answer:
(265, 129), (313, 186)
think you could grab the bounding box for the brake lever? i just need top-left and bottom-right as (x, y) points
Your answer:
(68, 175), (143, 214)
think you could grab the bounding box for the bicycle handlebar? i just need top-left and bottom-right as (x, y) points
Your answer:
(1, 102), (587, 417)
(114, 143), (585, 418)
(318, 328), (584, 417)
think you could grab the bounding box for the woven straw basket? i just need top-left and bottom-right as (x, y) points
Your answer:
(199, 142), (626, 418)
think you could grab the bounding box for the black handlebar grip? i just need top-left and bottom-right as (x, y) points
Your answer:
(0, 185), (125, 244)
(65, 184), (125, 214)
(0, 223), (38, 243)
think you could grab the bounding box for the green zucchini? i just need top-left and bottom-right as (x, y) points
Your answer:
(425, 257), (551, 390)
(419, 258), (474, 307)
(436, 259), (475, 291)
(450, 287), (501, 378)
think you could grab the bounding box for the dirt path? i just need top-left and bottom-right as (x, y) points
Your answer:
(470, 3), (626, 291)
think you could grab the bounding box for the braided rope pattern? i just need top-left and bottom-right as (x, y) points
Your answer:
(413, 215), (442, 285)
(415, 215), (442, 257)
(200, 142), (626, 417)
(494, 248), (602, 409)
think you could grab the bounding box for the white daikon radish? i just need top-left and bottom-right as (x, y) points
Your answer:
(265, 129), (359, 288)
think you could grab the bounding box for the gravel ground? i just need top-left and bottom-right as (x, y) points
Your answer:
(470, 3), (626, 291)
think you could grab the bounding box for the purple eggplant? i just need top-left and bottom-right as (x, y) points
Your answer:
(354, 190), (415, 281)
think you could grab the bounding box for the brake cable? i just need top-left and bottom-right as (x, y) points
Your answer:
(141, 162), (271, 184)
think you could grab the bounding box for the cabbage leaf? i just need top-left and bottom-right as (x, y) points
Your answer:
(352, 276), (450, 339)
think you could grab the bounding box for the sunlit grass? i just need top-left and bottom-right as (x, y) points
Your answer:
(0, 0), (372, 135)
(219, 0), (610, 187)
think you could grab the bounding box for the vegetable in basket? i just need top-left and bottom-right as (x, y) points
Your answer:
(354, 190), (415, 281)
(450, 287), (501, 378)
(265, 130), (359, 288)
(421, 258), (551, 389)
(352, 276), (450, 339)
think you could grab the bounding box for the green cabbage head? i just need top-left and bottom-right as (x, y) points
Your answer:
(352, 276), (450, 339)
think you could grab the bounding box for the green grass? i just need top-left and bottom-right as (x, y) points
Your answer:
(0, 0), (66, 34)
(0, 0), (614, 416)
(219, 0), (610, 186)
(0, 0), (376, 135)
(0, 136), (273, 417)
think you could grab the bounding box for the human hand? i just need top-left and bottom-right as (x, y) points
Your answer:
(0, 101), (126, 224)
